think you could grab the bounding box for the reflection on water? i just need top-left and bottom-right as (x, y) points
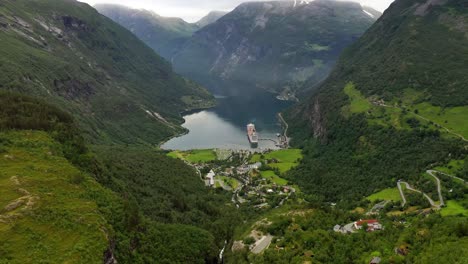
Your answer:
(161, 91), (292, 150)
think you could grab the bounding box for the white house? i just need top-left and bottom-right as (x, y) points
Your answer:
(248, 162), (262, 170)
(206, 170), (215, 186)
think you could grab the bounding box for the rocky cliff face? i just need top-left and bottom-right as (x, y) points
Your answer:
(173, 0), (380, 96)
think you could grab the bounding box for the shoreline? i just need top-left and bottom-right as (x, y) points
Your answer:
(158, 101), (218, 149)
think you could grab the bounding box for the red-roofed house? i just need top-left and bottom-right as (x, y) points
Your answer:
(354, 219), (382, 232)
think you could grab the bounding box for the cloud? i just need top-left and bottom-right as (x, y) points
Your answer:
(80, 0), (395, 22)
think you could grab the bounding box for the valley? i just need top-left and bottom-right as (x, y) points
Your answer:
(0, 0), (467, 263)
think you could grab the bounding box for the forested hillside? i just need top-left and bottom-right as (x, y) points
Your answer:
(286, 0), (468, 204)
(0, 0), (234, 263)
(0, 92), (233, 263)
(0, 0), (214, 145)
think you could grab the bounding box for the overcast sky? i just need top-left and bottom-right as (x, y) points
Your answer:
(79, 0), (395, 22)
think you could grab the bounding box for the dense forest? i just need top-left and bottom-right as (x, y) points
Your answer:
(1, 0), (467, 263)
(286, 0), (468, 206)
(0, 92), (235, 263)
(228, 205), (468, 263)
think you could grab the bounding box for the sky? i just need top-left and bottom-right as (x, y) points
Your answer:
(79, 0), (395, 22)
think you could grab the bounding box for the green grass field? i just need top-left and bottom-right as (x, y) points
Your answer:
(0, 131), (110, 263)
(343, 82), (372, 113)
(367, 188), (402, 202)
(441, 200), (468, 217)
(251, 149), (302, 174)
(260, 171), (288, 186)
(167, 149), (216, 163)
(411, 102), (468, 139)
(218, 176), (240, 189)
(433, 160), (465, 175)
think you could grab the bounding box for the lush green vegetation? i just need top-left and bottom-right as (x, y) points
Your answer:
(0, 93), (235, 263)
(228, 206), (468, 263)
(218, 176), (241, 189)
(260, 171), (288, 186)
(167, 149), (217, 163)
(286, 0), (468, 206)
(367, 188), (402, 202)
(411, 102), (468, 139)
(94, 146), (241, 261)
(0, 0), (214, 145)
(441, 201), (468, 217)
(434, 159), (465, 176)
(253, 149), (303, 164)
(343, 82), (372, 113)
(329, 0), (468, 107)
(0, 131), (110, 264)
(252, 149), (303, 175)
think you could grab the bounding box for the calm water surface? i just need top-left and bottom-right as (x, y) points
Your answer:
(162, 91), (292, 150)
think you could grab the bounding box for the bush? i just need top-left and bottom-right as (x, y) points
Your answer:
(243, 236), (256, 245)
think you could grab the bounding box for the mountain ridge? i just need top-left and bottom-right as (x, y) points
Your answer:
(94, 3), (201, 60)
(285, 0), (468, 202)
(172, 0), (381, 96)
(0, 0), (214, 145)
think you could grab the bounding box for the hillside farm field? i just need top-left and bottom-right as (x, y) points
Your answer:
(367, 188), (402, 202)
(251, 149), (303, 174)
(167, 149), (216, 163)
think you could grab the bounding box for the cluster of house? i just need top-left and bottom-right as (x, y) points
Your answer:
(334, 219), (383, 234)
(205, 161), (263, 187)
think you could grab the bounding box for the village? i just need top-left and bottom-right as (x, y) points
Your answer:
(185, 148), (300, 210)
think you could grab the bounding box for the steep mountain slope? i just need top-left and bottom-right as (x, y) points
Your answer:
(0, 92), (232, 263)
(95, 4), (200, 60)
(196, 11), (228, 28)
(0, 0), (214, 145)
(0, 93), (117, 263)
(286, 0), (468, 202)
(173, 0), (380, 96)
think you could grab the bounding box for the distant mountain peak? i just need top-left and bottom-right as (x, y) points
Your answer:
(173, 0), (379, 96)
(196, 11), (228, 27)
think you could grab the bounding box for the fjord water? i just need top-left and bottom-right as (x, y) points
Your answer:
(162, 90), (292, 150)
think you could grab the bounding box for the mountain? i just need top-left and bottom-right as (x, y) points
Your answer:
(0, 0), (214, 145)
(0, 92), (234, 263)
(172, 0), (380, 96)
(196, 11), (228, 28)
(286, 0), (468, 202)
(95, 4), (200, 60)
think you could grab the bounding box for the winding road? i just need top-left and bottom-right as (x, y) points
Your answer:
(397, 170), (450, 209)
(426, 170), (445, 207)
(430, 170), (467, 185)
(398, 181), (437, 208)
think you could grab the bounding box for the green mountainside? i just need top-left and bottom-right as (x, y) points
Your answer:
(0, 0), (214, 145)
(172, 0), (380, 96)
(0, 94), (232, 263)
(286, 0), (468, 203)
(94, 4), (201, 60)
(1, 0), (467, 263)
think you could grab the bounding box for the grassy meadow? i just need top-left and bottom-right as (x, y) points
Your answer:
(0, 131), (111, 263)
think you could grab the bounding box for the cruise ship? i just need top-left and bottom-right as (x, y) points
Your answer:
(247, 123), (259, 148)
